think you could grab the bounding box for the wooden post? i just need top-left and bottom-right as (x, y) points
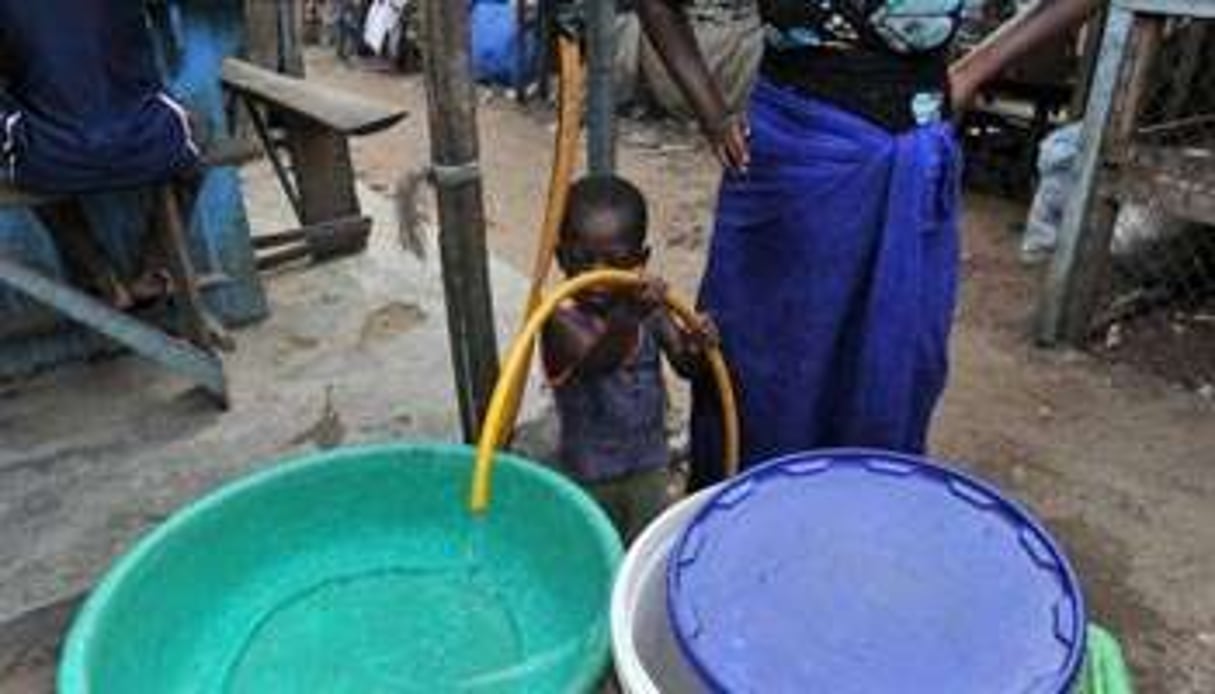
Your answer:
(586, 0), (617, 174)
(1070, 8), (1108, 118)
(277, 0), (306, 77)
(244, 0), (281, 69)
(242, 0), (303, 75)
(1038, 9), (1163, 344)
(420, 0), (501, 442)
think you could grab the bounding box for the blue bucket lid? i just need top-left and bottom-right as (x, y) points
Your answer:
(667, 450), (1086, 694)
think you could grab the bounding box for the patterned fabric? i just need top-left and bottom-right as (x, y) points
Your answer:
(762, 0), (964, 55)
(758, 0), (961, 131)
(763, 0), (962, 54)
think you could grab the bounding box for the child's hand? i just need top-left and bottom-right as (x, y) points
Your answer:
(687, 313), (720, 353)
(632, 275), (669, 314)
(601, 275), (665, 329)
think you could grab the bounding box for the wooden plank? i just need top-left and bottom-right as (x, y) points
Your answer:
(0, 137), (260, 209)
(1161, 23), (1209, 120)
(282, 115), (360, 224)
(1071, 9), (1109, 116)
(1114, 173), (1215, 227)
(0, 256), (227, 403)
(255, 216), (371, 270)
(221, 58), (407, 136)
(241, 97), (305, 221)
(1037, 7), (1138, 345)
(1106, 17), (1163, 163)
(1112, 146), (1215, 226)
(156, 186), (232, 351)
(1116, 0), (1215, 18)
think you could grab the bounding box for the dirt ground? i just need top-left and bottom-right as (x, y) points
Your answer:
(0, 48), (1211, 691)
(308, 53), (1215, 692)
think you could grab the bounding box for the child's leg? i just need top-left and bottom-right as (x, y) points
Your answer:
(617, 467), (671, 544)
(587, 468), (669, 544)
(586, 468), (671, 544)
(585, 478), (631, 543)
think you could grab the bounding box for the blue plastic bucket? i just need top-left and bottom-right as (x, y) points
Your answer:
(667, 449), (1087, 693)
(470, 0), (537, 86)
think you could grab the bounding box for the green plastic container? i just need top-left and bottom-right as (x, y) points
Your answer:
(59, 444), (623, 693)
(1078, 625), (1135, 694)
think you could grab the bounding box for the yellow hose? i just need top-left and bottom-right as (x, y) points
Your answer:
(471, 269), (740, 513)
(496, 36), (586, 449)
(525, 36), (585, 315)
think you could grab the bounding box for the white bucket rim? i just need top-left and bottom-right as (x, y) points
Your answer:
(610, 488), (717, 694)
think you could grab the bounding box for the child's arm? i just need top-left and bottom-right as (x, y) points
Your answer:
(654, 309), (719, 381)
(541, 291), (661, 384)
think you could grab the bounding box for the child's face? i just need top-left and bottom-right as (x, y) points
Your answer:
(558, 212), (649, 277)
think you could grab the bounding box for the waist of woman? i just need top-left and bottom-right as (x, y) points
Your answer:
(760, 46), (951, 133)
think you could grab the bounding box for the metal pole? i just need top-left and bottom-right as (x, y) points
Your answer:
(586, 0), (616, 173)
(421, 0), (502, 441)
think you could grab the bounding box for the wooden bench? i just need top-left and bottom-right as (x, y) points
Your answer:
(220, 57), (408, 269)
(0, 62), (405, 405)
(0, 140), (261, 406)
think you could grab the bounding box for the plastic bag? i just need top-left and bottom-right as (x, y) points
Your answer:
(1021, 122), (1084, 264)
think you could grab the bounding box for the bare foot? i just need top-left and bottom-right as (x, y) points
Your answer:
(125, 269), (173, 308)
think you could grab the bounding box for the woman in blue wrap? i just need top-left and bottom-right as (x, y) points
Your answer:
(637, 0), (1101, 489)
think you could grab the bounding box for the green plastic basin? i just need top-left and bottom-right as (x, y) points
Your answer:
(59, 443), (623, 693)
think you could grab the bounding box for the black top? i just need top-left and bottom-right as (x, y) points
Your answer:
(758, 0), (964, 131)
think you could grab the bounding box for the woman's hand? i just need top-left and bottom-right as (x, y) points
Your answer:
(707, 114), (751, 174)
(948, 64), (981, 116)
(637, 0), (745, 171)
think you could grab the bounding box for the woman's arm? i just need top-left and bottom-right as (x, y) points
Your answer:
(636, 0), (749, 171)
(951, 0), (1105, 111)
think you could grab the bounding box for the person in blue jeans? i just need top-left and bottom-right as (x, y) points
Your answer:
(542, 175), (717, 542)
(0, 0), (202, 309)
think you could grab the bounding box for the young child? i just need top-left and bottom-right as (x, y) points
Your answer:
(541, 175), (716, 542)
